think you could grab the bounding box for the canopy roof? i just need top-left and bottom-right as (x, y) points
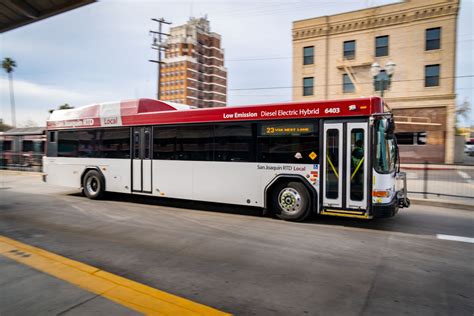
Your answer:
(1, 0), (95, 33)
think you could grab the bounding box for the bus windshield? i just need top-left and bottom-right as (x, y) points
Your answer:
(374, 118), (396, 173)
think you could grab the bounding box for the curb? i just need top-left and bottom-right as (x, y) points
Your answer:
(401, 167), (454, 171)
(0, 170), (43, 176)
(410, 198), (474, 211)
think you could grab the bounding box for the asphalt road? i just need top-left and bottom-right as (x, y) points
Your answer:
(0, 172), (473, 315)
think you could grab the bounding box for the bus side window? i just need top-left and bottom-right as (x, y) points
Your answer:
(257, 121), (318, 164)
(176, 125), (213, 161)
(214, 123), (255, 162)
(153, 126), (177, 160)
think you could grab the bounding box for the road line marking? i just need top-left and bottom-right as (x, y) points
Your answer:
(0, 235), (229, 316)
(436, 234), (474, 244)
(457, 171), (471, 180)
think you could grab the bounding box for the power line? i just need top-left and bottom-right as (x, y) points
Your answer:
(228, 75), (474, 91)
(226, 38), (474, 63)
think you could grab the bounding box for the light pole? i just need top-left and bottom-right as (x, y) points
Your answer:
(371, 60), (396, 98)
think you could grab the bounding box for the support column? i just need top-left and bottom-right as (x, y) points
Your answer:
(444, 100), (456, 163)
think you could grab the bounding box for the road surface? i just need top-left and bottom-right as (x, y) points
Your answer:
(0, 172), (473, 315)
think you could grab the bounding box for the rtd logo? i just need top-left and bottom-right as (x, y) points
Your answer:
(103, 117), (118, 125)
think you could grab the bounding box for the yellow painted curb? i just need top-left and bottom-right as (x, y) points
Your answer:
(0, 235), (230, 316)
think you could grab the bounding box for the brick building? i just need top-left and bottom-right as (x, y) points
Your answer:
(292, 0), (459, 163)
(160, 17), (227, 108)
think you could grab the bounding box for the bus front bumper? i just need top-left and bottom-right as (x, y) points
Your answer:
(372, 197), (399, 218)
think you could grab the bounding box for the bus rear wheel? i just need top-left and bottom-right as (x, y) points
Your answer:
(272, 181), (311, 222)
(82, 170), (105, 200)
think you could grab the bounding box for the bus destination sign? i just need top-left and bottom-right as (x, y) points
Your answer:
(261, 123), (314, 136)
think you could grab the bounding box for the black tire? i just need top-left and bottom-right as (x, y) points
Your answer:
(82, 170), (105, 199)
(271, 181), (312, 222)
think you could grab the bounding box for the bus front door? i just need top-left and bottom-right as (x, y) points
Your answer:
(132, 127), (152, 193)
(323, 122), (368, 212)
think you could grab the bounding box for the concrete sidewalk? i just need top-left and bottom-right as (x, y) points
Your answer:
(0, 256), (138, 316)
(410, 196), (474, 211)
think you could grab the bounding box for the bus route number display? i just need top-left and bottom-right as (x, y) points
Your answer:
(261, 123), (314, 136)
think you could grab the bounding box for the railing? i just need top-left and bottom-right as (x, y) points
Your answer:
(400, 162), (474, 200)
(0, 153), (43, 172)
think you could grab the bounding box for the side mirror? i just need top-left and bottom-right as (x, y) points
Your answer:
(385, 117), (395, 139)
(385, 117), (395, 133)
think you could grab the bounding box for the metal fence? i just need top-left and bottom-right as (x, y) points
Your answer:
(401, 163), (474, 200)
(0, 153), (43, 172)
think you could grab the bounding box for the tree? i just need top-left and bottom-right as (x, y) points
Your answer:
(21, 119), (39, 128)
(49, 103), (74, 114)
(0, 119), (12, 131)
(2, 57), (17, 127)
(455, 98), (471, 134)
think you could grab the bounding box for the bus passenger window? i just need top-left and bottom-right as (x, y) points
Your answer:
(325, 129), (339, 199)
(350, 129), (365, 201)
(214, 123), (255, 162)
(257, 121), (318, 164)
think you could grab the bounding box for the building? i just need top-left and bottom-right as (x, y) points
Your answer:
(160, 16), (227, 108)
(292, 0), (459, 163)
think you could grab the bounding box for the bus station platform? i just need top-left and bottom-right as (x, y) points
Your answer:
(0, 255), (138, 315)
(0, 234), (228, 316)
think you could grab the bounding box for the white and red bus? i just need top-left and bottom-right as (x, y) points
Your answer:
(43, 97), (409, 221)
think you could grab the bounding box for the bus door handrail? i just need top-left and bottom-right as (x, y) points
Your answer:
(326, 154), (339, 179)
(351, 157), (365, 180)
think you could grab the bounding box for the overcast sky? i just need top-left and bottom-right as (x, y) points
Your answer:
(0, 0), (472, 127)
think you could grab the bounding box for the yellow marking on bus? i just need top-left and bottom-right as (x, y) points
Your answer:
(323, 209), (365, 215)
(321, 210), (370, 219)
(0, 235), (230, 316)
(326, 154), (339, 179)
(351, 157), (365, 180)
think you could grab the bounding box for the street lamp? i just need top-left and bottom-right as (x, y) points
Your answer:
(371, 61), (396, 98)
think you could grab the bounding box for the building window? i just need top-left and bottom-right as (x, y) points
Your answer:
(303, 77), (314, 96)
(343, 74), (355, 93)
(343, 40), (355, 59)
(425, 64), (440, 87)
(303, 46), (314, 65)
(375, 35), (389, 57)
(426, 27), (441, 50)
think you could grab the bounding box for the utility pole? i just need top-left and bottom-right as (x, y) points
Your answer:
(149, 18), (172, 100)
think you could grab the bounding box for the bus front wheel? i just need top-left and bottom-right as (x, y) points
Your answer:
(272, 181), (311, 222)
(82, 170), (105, 199)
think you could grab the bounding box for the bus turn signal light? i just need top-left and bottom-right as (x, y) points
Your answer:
(372, 190), (390, 197)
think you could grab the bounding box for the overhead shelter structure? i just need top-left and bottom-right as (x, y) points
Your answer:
(0, 0), (95, 33)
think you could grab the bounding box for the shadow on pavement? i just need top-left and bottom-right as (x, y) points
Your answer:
(68, 191), (471, 237)
(69, 191), (264, 218)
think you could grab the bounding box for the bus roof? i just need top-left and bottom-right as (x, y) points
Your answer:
(46, 97), (385, 130)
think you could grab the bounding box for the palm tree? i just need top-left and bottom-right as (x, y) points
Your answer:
(2, 57), (17, 127)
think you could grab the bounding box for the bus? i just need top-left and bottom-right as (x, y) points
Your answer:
(43, 97), (409, 221)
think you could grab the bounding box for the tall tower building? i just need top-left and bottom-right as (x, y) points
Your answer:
(160, 16), (227, 108)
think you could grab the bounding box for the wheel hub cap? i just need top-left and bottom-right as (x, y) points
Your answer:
(278, 188), (302, 214)
(86, 177), (98, 194)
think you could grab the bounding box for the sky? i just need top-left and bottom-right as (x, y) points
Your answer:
(0, 0), (473, 127)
